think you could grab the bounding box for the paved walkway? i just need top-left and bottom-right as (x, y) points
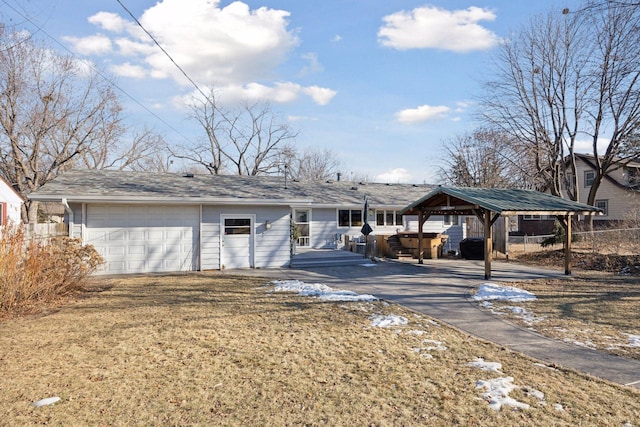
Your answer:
(232, 258), (640, 389)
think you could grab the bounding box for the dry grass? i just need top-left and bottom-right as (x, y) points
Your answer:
(0, 274), (638, 426)
(488, 272), (640, 361)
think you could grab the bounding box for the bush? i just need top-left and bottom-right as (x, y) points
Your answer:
(0, 226), (103, 313)
(540, 221), (581, 247)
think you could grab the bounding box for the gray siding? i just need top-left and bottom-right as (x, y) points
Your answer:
(201, 205), (291, 269)
(309, 208), (341, 248)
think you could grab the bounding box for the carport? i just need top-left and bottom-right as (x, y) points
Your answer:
(401, 186), (602, 279)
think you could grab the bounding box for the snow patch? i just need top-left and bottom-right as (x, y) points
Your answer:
(271, 280), (377, 302)
(475, 377), (530, 411)
(473, 283), (537, 303)
(370, 314), (408, 328)
(468, 357), (502, 373)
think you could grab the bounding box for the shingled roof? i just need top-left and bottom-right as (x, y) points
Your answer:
(29, 169), (434, 208)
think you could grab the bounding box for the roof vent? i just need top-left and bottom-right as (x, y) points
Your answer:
(183, 173), (195, 178)
(350, 186), (358, 190)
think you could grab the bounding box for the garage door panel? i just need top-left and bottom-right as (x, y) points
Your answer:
(86, 205), (199, 274)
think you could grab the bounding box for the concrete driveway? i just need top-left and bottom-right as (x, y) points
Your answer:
(234, 258), (640, 389)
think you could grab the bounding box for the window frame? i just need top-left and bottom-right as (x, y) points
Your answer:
(595, 199), (608, 216)
(443, 214), (459, 226)
(584, 170), (595, 187)
(337, 209), (363, 228)
(374, 209), (403, 227)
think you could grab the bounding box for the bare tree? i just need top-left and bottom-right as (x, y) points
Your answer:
(437, 128), (523, 188)
(480, 2), (640, 217)
(481, 8), (588, 196)
(78, 127), (169, 172)
(174, 88), (298, 176)
(279, 144), (342, 181)
(0, 27), (123, 222)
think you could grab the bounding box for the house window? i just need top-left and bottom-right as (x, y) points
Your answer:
(294, 209), (310, 247)
(338, 209), (362, 227)
(584, 170), (595, 187)
(443, 215), (458, 226)
(375, 210), (403, 226)
(524, 215), (553, 220)
(224, 218), (251, 235)
(595, 199), (608, 216)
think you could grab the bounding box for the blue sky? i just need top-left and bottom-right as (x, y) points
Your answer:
(3, 0), (577, 183)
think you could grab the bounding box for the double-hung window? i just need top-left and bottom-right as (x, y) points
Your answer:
(375, 210), (403, 227)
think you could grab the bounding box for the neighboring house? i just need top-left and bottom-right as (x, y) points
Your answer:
(0, 176), (23, 226)
(29, 170), (466, 275)
(563, 154), (640, 224)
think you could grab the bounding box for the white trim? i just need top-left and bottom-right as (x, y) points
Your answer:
(81, 203), (87, 242)
(198, 204), (203, 271)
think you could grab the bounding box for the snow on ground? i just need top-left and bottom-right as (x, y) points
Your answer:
(626, 334), (640, 348)
(369, 314), (408, 328)
(468, 357), (502, 373)
(472, 283), (543, 326)
(472, 283), (537, 303)
(271, 280), (377, 302)
(475, 377), (531, 411)
(469, 359), (551, 411)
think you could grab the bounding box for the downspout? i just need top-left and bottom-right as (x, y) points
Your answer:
(61, 198), (73, 237)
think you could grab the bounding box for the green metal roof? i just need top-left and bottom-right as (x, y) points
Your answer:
(402, 186), (603, 216)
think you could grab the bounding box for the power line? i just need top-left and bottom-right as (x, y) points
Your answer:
(0, 0), (198, 146)
(115, 0), (210, 101)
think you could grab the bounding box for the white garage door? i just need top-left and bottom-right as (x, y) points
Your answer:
(86, 205), (199, 274)
(221, 216), (254, 269)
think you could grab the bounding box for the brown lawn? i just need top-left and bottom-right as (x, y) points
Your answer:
(0, 274), (638, 426)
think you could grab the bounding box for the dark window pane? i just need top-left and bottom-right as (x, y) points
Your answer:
(338, 210), (350, 227)
(386, 212), (394, 226)
(225, 218), (251, 227)
(376, 211), (384, 226)
(395, 213), (402, 226)
(351, 210), (362, 226)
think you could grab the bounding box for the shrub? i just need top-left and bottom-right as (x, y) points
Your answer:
(0, 225), (103, 313)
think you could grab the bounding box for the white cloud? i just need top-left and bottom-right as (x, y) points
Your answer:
(111, 62), (147, 78)
(137, 0), (298, 85)
(303, 86), (337, 105)
(178, 82), (334, 106)
(331, 34), (342, 42)
(67, 0), (337, 106)
(63, 34), (112, 55)
(378, 6), (500, 52)
(376, 168), (412, 183)
(395, 105), (450, 124)
(88, 11), (129, 33)
(574, 137), (610, 154)
(300, 52), (324, 76)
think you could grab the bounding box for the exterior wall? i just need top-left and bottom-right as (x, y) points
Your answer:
(308, 208), (342, 249)
(201, 205), (291, 270)
(570, 158), (640, 222)
(0, 178), (22, 225)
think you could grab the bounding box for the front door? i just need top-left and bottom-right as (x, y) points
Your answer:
(221, 216), (254, 269)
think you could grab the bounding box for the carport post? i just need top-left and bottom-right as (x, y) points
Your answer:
(483, 208), (493, 280)
(418, 209), (424, 264)
(564, 214), (572, 275)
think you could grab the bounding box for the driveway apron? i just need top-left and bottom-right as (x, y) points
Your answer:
(234, 258), (640, 389)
